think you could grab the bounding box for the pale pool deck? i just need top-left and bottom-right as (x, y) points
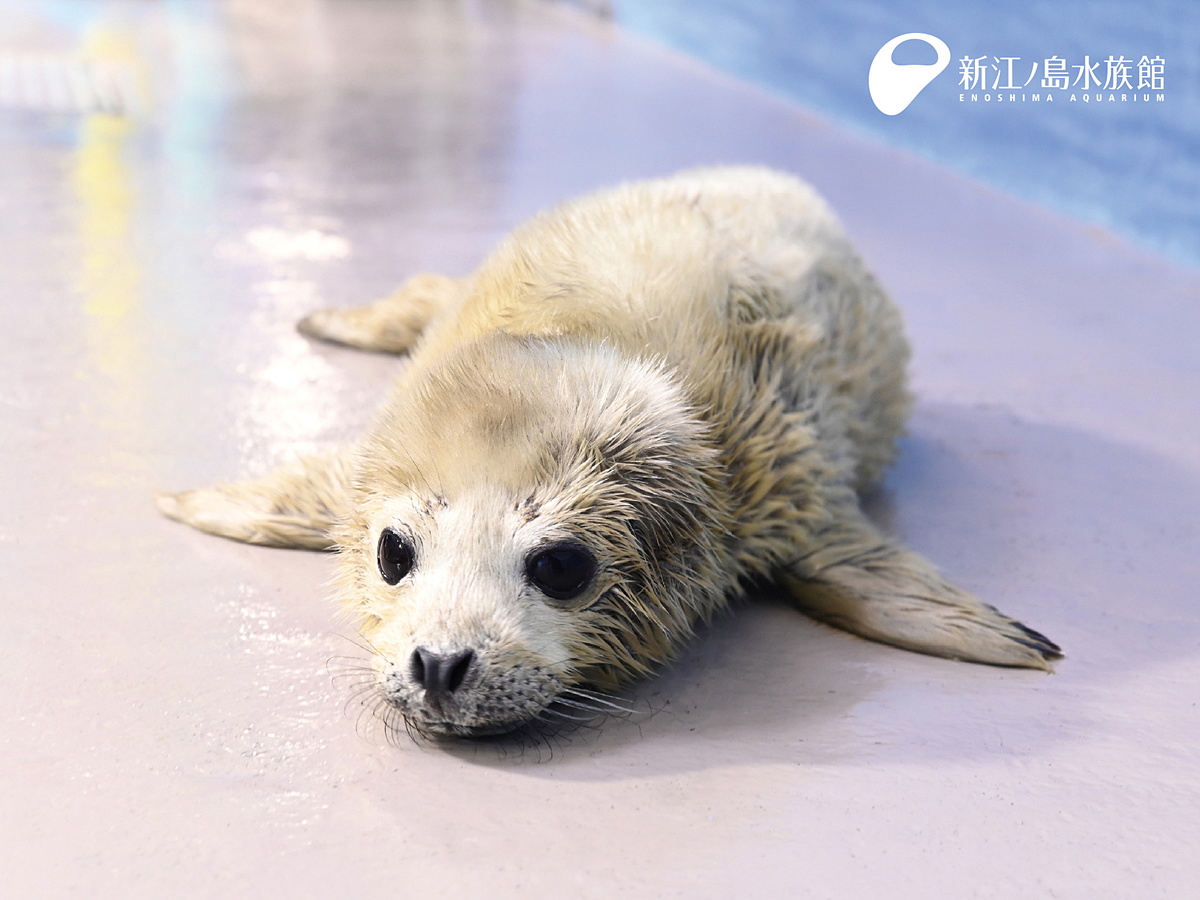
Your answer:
(2, 1), (1199, 897)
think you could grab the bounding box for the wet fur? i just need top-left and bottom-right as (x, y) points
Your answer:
(158, 167), (1061, 737)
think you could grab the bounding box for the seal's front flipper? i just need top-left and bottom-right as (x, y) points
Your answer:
(156, 451), (355, 551)
(778, 505), (1062, 670)
(298, 273), (461, 354)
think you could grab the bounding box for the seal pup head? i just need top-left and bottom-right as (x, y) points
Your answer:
(334, 334), (735, 738)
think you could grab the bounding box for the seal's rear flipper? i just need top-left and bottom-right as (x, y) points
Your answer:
(778, 506), (1062, 670)
(157, 451), (355, 551)
(298, 273), (460, 354)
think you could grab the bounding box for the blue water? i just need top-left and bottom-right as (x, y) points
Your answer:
(609, 0), (1200, 267)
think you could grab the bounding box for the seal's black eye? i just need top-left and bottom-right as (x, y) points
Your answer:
(526, 543), (596, 602)
(377, 528), (414, 585)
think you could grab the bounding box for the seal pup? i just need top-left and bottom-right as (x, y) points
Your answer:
(158, 167), (1061, 738)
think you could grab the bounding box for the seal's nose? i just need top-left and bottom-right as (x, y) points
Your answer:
(409, 647), (475, 695)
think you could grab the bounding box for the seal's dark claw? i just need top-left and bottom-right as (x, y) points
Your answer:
(1014, 622), (1064, 660)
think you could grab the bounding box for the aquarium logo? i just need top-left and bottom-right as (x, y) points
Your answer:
(869, 33), (951, 115)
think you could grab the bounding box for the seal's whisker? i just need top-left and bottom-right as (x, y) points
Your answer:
(343, 685), (379, 709)
(403, 715), (433, 747)
(536, 716), (605, 739)
(328, 669), (375, 682)
(331, 630), (384, 659)
(344, 697), (366, 719)
(329, 663), (374, 676)
(528, 719), (576, 761)
(374, 700), (399, 747)
(559, 684), (630, 702)
(537, 708), (597, 722)
(553, 694), (631, 714)
(326, 652), (372, 665)
(558, 688), (642, 716)
(544, 699), (614, 719)
(354, 695), (380, 741)
(325, 641), (378, 699)
(386, 708), (406, 748)
(328, 667), (375, 684)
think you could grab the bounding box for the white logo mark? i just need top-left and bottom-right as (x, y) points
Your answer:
(869, 33), (951, 115)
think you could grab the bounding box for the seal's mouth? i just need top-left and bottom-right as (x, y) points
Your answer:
(388, 696), (547, 740)
(411, 690), (640, 741)
(419, 719), (528, 739)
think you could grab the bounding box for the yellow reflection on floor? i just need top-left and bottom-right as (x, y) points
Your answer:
(77, 112), (138, 322)
(73, 27), (148, 488)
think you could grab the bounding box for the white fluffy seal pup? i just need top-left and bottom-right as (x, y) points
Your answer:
(158, 167), (1060, 738)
